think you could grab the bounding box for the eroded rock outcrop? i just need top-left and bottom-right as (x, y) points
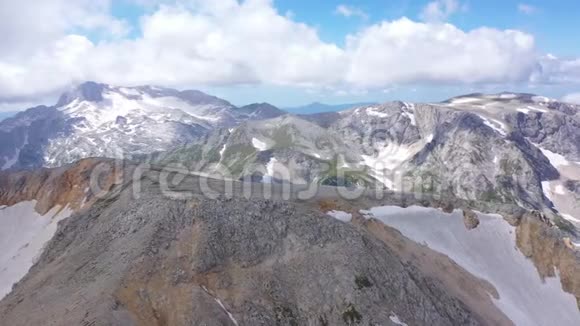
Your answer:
(463, 209), (481, 230)
(0, 158), (126, 214)
(516, 213), (580, 308)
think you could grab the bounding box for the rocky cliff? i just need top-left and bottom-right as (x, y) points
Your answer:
(0, 160), (579, 325)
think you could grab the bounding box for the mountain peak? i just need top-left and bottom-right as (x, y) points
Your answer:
(54, 82), (236, 109)
(177, 89), (234, 108)
(239, 102), (278, 110)
(56, 81), (108, 106)
(236, 102), (286, 120)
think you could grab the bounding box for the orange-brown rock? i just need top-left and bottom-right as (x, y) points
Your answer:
(0, 158), (127, 214)
(516, 213), (580, 308)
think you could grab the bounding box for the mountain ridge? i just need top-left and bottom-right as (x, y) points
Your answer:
(285, 101), (377, 114)
(153, 95), (580, 230)
(1, 83), (579, 229)
(0, 82), (287, 170)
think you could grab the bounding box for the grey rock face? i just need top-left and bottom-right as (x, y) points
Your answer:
(565, 180), (580, 195)
(0, 106), (70, 170)
(56, 81), (106, 106)
(236, 103), (287, 120)
(463, 209), (480, 229)
(0, 173), (482, 326)
(506, 108), (580, 161)
(299, 111), (342, 128)
(405, 111), (551, 208)
(153, 94), (580, 215)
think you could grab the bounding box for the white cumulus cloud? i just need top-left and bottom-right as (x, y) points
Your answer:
(562, 93), (580, 104)
(531, 55), (580, 84)
(345, 18), (538, 87)
(420, 0), (465, 22)
(0, 0), (577, 103)
(335, 4), (368, 20)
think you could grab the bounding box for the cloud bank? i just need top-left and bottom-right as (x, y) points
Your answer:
(0, 0), (577, 101)
(562, 93), (580, 104)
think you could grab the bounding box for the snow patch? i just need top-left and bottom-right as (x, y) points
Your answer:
(479, 115), (508, 136)
(499, 93), (518, 99)
(554, 185), (566, 195)
(561, 213), (580, 223)
(542, 181), (555, 202)
(219, 144), (227, 158)
(141, 95), (222, 122)
(517, 108), (531, 114)
(118, 87), (141, 96)
(401, 102), (416, 125)
(389, 313), (408, 326)
(527, 105), (548, 113)
(361, 142), (416, 171)
(0, 201), (72, 299)
(262, 157), (279, 183)
(538, 147), (571, 168)
(326, 210), (352, 222)
(266, 157), (277, 178)
(362, 205), (580, 326)
(532, 96), (553, 103)
(361, 141), (425, 189)
(252, 138), (269, 151)
(366, 107), (389, 118)
(516, 106), (547, 114)
(451, 97), (479, 104)
(402, 111), (416, 125)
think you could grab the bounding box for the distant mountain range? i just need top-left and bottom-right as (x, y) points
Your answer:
(154, 93), (580, 229)
(284, 101), (377, 114)
(0, 112), (17, 121)
(1, 82), (579, 227)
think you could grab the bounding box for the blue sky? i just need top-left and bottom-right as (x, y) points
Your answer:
(1, 0), (579, 110)
(108, 0), (580, 56)
(320, 0), (578, 56)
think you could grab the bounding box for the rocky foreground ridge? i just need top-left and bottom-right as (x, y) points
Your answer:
(0, 159), (579, 325)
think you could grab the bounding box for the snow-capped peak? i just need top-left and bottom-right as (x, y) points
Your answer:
(56, 81), (107, 106)
(55, 82), (239, 127)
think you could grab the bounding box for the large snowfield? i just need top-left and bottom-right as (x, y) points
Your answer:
(362, 205), (580, 326)
(0, 201), (72, 299)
